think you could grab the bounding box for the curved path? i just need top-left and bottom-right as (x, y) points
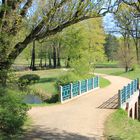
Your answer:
(24, 74), (131, 140)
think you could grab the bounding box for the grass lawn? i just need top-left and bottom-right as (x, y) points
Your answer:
(16, 68), (110, 98)
(95, 68), (140, 80)
(100, 77), (111, 88)
(95, 68), (124, 75)
(105, 109), (140, 140)
(96, 61), (119, 68)
(14, 58), (67, 67)
(16, 68), (68, 95)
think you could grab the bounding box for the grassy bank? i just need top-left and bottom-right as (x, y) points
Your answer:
(105, 109), (140, 140)
(16, 69), (110, 100)
(95, 68), (140, 80)
(16, 69), (68, 96)
(96, 62), (119, 68)
(100, 77), (111, 88)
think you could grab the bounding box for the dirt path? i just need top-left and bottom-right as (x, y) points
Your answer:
(24, 74), (131, 140)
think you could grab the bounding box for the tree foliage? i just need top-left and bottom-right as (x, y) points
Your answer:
(0, 0), (116, 85)
(0, 0), (112, 68)
(114, 2), (140, 63)
(117, 37), (136, 72)
(0, 88), (29, 136)
(104, 34), (119, 61)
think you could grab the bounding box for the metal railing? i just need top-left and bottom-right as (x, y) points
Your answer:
(118, 78), (139, 107)
(60, 76), (99, 103)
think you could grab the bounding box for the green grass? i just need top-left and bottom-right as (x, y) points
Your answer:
(14, 58), (67, 67)
(96, 61), (119, 68)
(95, 68), (140, 80)
(105, 109), (140, 140)
(17, 69), (68, 95)
(115, 69), (140, 80)
(23, 117), (32, 130)
(95, 68), (124, 75)
(16, 68), (110, 99)
(100, 77), (111, 88)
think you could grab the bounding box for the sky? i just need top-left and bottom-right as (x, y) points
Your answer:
(103, 13), (121, 37)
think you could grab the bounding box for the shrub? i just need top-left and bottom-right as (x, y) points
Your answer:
(56, 72), (94, 87)
(0, 88), (29, 136)
(131, 64), (139, 71)
(18, 74), (40, 88)
(56, 72), (81, 87)
(45, 94), (59, 103)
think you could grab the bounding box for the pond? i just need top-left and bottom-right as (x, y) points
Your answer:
(23, 94), (43, 104)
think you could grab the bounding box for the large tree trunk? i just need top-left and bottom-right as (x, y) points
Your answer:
(125, 65), (129, 72)
(57, 43), (61, 67)
(44, 55), (47, 67)
(30, 40), (36, 71)
(53, 46), (57, 68)
(135, 43), (139, 64)
(57, 55), (61, 67)
(0, 69), (8, 87)
(48, 50), (52, 68)
(67, 57), (71, 68)
(39, 58), (43, 68)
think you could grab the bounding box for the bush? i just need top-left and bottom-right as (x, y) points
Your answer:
(131, 64), (139, 71)
(0, 88), (29, 136)
(45, 94), (59, 103)
(56, 72), (94, 87)
(56, 72), (81, 86)
(18, 74), (40, 88)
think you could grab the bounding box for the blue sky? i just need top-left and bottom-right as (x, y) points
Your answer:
(103, 13), (121, 36)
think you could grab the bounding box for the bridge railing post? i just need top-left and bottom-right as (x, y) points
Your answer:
(86, 79), (88, 92)
(129, 84), (131, 98)
(79, 81), (81, 95)
(124, 86), (127, 102)
(118, 90), (121, 108)
(60, 86), (63, 103)
(137, 78), (139, 89)
(97, 76), (99, 88)
(70, 83), (73, 99)
(92, 77), (94, 89)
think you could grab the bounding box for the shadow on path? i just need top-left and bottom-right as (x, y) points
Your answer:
(98, 94), (119, 109)
(21, 126), (102, 140)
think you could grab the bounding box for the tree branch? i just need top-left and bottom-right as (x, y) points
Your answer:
(20, 0), (33, 17)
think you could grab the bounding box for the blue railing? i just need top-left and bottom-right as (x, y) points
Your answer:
(61, 84), (71, 101)
(118, 79), (139, 107)
(72, 82), (79, 97)
(60, 76), (99, 102)
(81, 80), (87, 94)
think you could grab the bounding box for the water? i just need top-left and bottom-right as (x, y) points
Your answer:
(23, 94), (43, 104)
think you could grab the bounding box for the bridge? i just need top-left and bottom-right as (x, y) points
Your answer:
(24, 74), (136, 140)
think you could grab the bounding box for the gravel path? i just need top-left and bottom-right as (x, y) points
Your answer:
(24, 74), (131, 140)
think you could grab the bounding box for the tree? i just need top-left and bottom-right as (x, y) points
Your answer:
(117, 37), (136, 72)
(0, 88), (29, 137)
(62, 25), (84, 67)
(121, 0), (140, 15)
(44, 34), (63, 68)
(81, 18), (106, 72)
(63, 18), (106, 75)
(0, 0), (117, 86)
(30, 40), (36, 70)
(104, 34), (119, 61)
(114, 3), (140, 63)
